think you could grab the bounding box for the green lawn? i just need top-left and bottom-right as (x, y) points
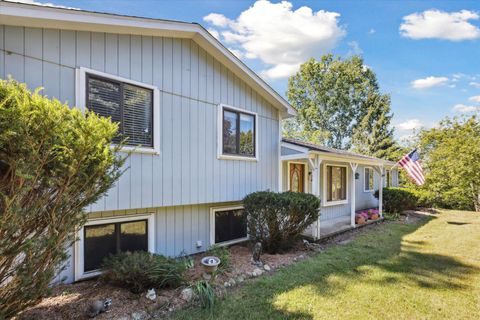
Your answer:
(171, 210), (480, 319)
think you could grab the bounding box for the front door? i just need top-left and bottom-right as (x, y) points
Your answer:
(289, 163), (305, 193)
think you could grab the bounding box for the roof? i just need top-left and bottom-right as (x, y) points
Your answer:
(282, 138), (396, 165)
(0, 0), (296, 118)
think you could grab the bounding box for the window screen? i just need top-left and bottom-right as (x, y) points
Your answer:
(327, 166), (347, 202)
(87, 75), (153, 147)
(84, 220), (148, 272)
(214, 208), (247, 244)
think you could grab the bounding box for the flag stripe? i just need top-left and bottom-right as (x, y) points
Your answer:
(398, 149), (425, 186)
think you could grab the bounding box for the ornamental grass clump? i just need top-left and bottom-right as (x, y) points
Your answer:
(0, 79), (125, 318)
(101, 251), (186, 294)
(243, 191), (320, 253)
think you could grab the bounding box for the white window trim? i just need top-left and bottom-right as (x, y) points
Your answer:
(75, 67), (161, 155)
(210, 205), (249, 246)
(286, 161), (308, 193)
(74, 213), (156, 281)
(217, 104), (258, 161)
(364, 167), (374, 192)
(322, 163), (349, 206)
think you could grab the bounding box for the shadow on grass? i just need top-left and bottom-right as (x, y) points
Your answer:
(170, 215), (480, 320)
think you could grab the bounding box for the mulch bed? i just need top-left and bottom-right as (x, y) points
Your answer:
(17, 214), (427, 320)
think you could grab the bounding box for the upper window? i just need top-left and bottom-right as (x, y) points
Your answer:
(86, 74), (153, 147)
(84, 219), (148, 272)
(326, 165), (347, 203)
(211, 207), (248, 245)
(364, 167), (374, 192)
(219, 105), (257, 160)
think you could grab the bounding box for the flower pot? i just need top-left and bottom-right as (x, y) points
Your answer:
(371, 213), (379, 220)
(355, 216), (366, 225)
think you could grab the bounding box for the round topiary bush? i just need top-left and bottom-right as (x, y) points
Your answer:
(243, 191), (320, 253)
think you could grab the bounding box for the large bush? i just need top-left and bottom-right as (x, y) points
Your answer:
(0, 80), (125, 318)
(101, 251), (186, 293)
(375, 187), (418, 213)
(243, 191), (320, 253)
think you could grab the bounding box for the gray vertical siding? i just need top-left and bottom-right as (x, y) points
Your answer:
(355, 164), (380, 211)
(0, 25), (280, 211)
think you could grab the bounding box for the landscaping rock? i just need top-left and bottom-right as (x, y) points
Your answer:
(202, 272), (212, 281)
(224, 281), (230, 288)
(252, 242), (262, 266)
(145, 289), (156, 301)
(264, 264), (271, 271)
(180, 288), (194, 302)
(131, 311), (149, 320)
(236, 275), (245, 283)
(253, 268), (263, 277)
(228, 278), (236, 286)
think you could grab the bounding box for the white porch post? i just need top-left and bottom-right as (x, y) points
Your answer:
(378, 165), (384, 218)
(309, 156), (322, 239)
(349, 162), (358, 227)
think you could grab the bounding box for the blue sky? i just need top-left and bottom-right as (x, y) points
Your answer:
(21, 0), (480, 141)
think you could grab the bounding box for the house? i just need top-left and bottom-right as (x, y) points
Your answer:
(0, 1), (295, 283)
(280, 138), (399, 239)
(0, 1), (398, 284)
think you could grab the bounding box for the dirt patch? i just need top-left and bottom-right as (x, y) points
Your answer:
(18, 215), (426, 320)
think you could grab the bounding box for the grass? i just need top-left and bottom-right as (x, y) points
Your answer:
(170, 210), (480, 319)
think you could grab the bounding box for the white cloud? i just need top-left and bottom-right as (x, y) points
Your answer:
(411, 76), (449, 89)
(396, 119), (424, 131)
(228, 47), (244, 60)
(452, 104), (479, 113)
(6, 0), (79, 9)
(207, 28), (220, 40)
(203, 1), (346, 80)
(347, 41), (363, 56)
(203, 13), (233, 27)
(400, 9), (480, 41)
(469, 95), (480, 103)
(469, 81), (480, 88)
(368, 28), (376, 34)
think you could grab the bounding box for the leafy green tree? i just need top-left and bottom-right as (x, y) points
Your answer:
(418, 116), (480, 211)
(286, 54), (400, 160)
(351, 92), (402, 161)
(0, 79), (125, 318)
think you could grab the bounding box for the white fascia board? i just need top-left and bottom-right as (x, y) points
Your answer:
(0, 1), (296, 118)
(309, 151), (385, 167)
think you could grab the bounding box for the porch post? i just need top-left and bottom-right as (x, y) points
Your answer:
(349, 162), (358, 227)
(309, 156), (322, 239)
(378, 165), (384, 218)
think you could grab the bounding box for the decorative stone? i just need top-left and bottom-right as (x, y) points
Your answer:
(236, 275), (245, 283)
(180, 288), (194, 302)
(263, 264), (271, 271)
(253, 268), (263, 277)
(131, 311), (149, 320)
(145, 288), (156, 301)
(252, 242), (262, 265)
(202, 272), (212, 281)
(298, 255), (305, 259)
(224, 282), (230, 288)
(228, 278), (236, 286)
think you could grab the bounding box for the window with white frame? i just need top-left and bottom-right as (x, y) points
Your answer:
(385, 169), (392, 187)
(364, 167), (374, 192)
(75, 214), (155, 280)
(210, 206), (248, 245)
(325, 164), (347, 204)
(77, 67), (160, 153)
(218, 104), (257, 160)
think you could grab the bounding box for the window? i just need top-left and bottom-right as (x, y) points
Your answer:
(325, 165), (347, 203)
(210, 206), (248, 245)
(75, 214), (155, 280)
(84, 220), (148, 272)
(364, 167), (374, 192)
(76, 67), (160, 154)
(385, 169), (392, 187)
(218, 104), (257, 160)
(289, 162), (305, 193)
(87, 74), (153, 147)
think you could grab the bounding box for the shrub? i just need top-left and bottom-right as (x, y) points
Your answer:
(243, 191), (320, 253)
(375, 187), (417, 213)
(205, 245), (230, 273)
(0, 79), (124, 318)
(409, 188), (437, 208)
(101, 251), (186, 293)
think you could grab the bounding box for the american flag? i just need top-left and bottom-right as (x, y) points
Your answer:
(398, 149), (425, 185)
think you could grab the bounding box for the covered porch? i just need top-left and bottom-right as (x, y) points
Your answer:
(281, 138), (397, 240)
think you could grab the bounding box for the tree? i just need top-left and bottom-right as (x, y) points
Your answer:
(0, 79), (126, 318)
(285, 54), (399, 160)
(418, 116), (480, 211)
(351, 92), (402, 161)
